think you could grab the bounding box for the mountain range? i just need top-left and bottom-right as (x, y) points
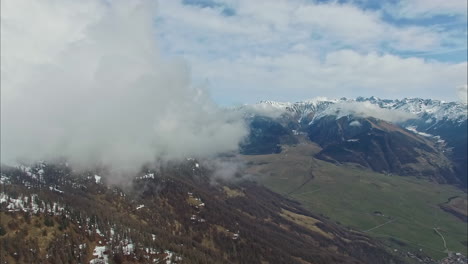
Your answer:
(239, 97), (467, 186)
(1, 96), (466, 264)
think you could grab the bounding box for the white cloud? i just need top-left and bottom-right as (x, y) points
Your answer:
(386, 0), (468, 18)
(240, 103), (286, 119)
(158, 0), (453, 53)
(189, 50), (467, 104)
(349, 120), (362, 127)
(1, 0), (248, 175)
(155, 0), (467, 104)
(321, 101), (416, 123)
(457, 84), (468, 104)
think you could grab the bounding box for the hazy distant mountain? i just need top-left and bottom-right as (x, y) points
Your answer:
(240, 97), (467, 186)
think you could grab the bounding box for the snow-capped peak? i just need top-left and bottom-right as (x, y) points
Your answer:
(242, 97), (467, 124)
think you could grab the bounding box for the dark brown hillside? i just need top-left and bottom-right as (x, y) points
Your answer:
(308, 116), (458, 184)
(0, 161), (404, 263)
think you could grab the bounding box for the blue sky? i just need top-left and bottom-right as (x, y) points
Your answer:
(155, 0), (467, 105)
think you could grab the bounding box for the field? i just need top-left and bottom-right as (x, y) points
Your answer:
(243, 142), (468, 260)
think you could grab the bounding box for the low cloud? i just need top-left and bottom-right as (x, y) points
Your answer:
(457, 84), (467, 104)
(202, 156), (249, 183)
(321, 101), (416, 123)
(349, 120), (362, 127)
(1, 0), (248, 175)
(240, 103), (286, 119)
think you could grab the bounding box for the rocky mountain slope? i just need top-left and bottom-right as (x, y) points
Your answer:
(239, 97), (467, 186)
(308, 116), (457, 183)
(0, 161), (404, 264)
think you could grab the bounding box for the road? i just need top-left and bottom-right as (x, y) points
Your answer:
(433, 227), (449, 256)
(364, 218), (397, 233)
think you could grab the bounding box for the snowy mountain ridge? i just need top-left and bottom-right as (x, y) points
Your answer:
(244, 96), (467, 124)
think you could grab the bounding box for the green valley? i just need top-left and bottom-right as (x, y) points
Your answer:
(243, 142), (468, 260)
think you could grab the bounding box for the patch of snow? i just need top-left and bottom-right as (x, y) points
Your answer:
(122, 243), (134, 256)
(49, 186), (64, 194)
(136, 204), (145, 210)
(349, 120), (361, 127)
(0, 193), (8, 203)
(406, 126), (433, 137)
(90, 245), (108, 264)
(96, 228), (104, 237)
(94, 175), (102, 184)
(0, 174), (11, 185)
(1, 193), (67, 215)
(145, 247), (158, 254)
(164, 250), (174, 264)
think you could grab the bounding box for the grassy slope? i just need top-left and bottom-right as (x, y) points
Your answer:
(243, 143), (468, 260)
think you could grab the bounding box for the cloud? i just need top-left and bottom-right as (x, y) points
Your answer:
(0, 0), (248, 174)
(386, 0), (468, 18)
(191, 50), (467, 104)
(320, 101), (416, 123)
(349, 120), (362, 127)
(457, 84), (468, 104)
(158, 0), (455, 53)
(292, 2), (442, 52)
(239, 103), (287, 119)
(202, 156), (248, 183)
(154, 0), (467, 104)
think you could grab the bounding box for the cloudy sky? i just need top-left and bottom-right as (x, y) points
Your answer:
(1, 0), (247, 172)
(155, 0), (467, 105)
(0, 0), (466, 171)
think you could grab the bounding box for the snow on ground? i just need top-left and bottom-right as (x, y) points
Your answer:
(18, 164), (46, 183)
(89, 245), (108, 264)
(122, 242), (134, 255)
(163, 250), (182, 264)
(94, 175), (102, 184)
(0, 192), (65, 215)
(406, 126), (434, 138)
(49, 186), (64, 194)
(164, 250), (173, 264)
(0, 174), (10, 184)
(96, 228), (104, 237)
(136, 172), (156, 180)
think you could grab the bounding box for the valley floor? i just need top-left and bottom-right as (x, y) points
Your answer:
(243, 142), (468, 261)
